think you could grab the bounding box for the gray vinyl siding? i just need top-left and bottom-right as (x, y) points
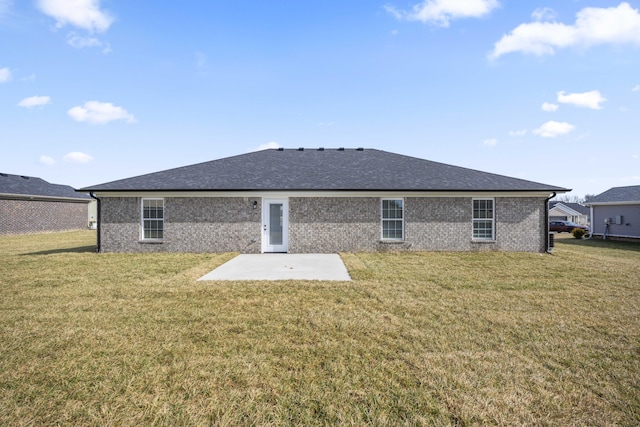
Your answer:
(591, 204), (640, 239)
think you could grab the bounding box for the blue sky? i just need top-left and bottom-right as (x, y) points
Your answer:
(1, 0), (639, 197)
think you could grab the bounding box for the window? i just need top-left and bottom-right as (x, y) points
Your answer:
(473, 198), (494, 240)
(142, 198), (164, 240)
(382, 199), (404, 240)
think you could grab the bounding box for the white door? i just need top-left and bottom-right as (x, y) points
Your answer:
(262, 199), (288, 253)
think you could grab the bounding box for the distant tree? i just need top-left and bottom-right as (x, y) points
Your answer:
(552, 194), (585, 204)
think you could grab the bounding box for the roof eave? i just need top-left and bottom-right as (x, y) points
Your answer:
(0, 192), (92, 202)
(85, 187), (569, 194)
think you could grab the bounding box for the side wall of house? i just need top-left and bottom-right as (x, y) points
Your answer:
(549, 206), (589, 226)
(99, 197), (261, 253)
(99, 195), (547, 253)
(591, 204), (640, 239)
(0, 198), (89, 235)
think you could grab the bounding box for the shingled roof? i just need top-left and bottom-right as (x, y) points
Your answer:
(550, 202), (590, 215)
(0, 173), (91, 201)
(80, 148), (569, 193)
(587, 185), (640, 204)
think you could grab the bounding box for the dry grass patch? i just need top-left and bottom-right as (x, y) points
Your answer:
(1, 231), (638, 425)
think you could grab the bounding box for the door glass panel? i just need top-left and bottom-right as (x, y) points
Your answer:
(269, 203), (283, 245)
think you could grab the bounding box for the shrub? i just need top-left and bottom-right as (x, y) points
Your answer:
(572, 228), (586, 239)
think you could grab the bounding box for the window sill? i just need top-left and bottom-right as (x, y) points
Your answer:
(471, 239), (496, 244)
(138, 239), (164, 244)
(379, 240), (405, 244)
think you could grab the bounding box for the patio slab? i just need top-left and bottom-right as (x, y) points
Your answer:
(197, 254), (352, 281)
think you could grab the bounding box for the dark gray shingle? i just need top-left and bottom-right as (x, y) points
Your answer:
(588, 185), (640, 204)
(0, 173), (90, 200)
(550, 202), (590, 215)
(80, 148), (569, 192)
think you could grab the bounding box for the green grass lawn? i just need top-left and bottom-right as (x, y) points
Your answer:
(1, 231), (638, 425)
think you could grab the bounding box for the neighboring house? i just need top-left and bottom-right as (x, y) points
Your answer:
(0, 173), (92, 235)
(549, 202), (590, 227)
(586, 185), (640, 241)
(78, 148), (569, 254)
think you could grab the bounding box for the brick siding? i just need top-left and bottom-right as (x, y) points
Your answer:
(98, 195), (546, 253)
(0, 198), (89, 235)
(99, 197), (261, 253)
(289, 196), (546, 253)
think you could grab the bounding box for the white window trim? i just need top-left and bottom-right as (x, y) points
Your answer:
(381, 198), (404, 241)
(472, 197), (495, 241)
(141, 198), (164, 241)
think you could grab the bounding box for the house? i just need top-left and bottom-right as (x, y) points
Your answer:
(586, 185), (640, 241)
(549, 202), (590, 227)
(0, 173), (92, 235)
(78, 148), (569, 253)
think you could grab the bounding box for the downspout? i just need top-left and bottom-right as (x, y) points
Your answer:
(90, 192), (101, 253)
(584, 205), (594, 239)
(545, 192), (556, 253)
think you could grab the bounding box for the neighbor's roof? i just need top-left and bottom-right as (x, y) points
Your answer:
(0, 173), (91, 201)
(587, 185), (640, 204)
(79, 148), (570, 193)
(550, 202), (590, 215)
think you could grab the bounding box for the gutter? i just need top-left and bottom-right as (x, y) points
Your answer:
(545, 192), (556, 253)
(0, 192), (91, 203)
(90, 192), (101, 253)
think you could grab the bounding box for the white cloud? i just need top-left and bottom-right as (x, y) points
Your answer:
(68, 101), (136, 125)
(490, 2), (640, 58)
(385, 0), (499, 27)
(18, 96), (51, 108)
(67, 32), (100, 47)
(633, 84), (640, 92)
(541, 102), (559, 112)
(66, 33), (111, 53)
(533, 121), (575, 138)
(37, 0), (113, 32)
(557, 90), (606, 110)
(531, 7), (556, 22)
(39, 155), (55, 165)
(63, 152), (93, 163)
(253, 141), (282, 151)
(483, 138), (497, 147)
(0, 67), (11, 83)
(509, 129), (527, 137)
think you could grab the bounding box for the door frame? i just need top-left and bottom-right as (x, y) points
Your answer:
(261, 198), (289, 253)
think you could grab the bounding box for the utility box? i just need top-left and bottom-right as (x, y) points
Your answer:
(616, 215), (624, 225)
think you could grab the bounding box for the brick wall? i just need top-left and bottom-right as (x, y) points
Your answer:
(289, 196), (546, 253)
(289, 197), (380, 252)
(99, 195), (547, 253)
(0, 198), (89, 235)
(99, 197), (261, 253)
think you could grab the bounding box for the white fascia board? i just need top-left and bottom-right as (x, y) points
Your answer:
(586, 201), (640, 206)
(92, 190), (556, 198)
